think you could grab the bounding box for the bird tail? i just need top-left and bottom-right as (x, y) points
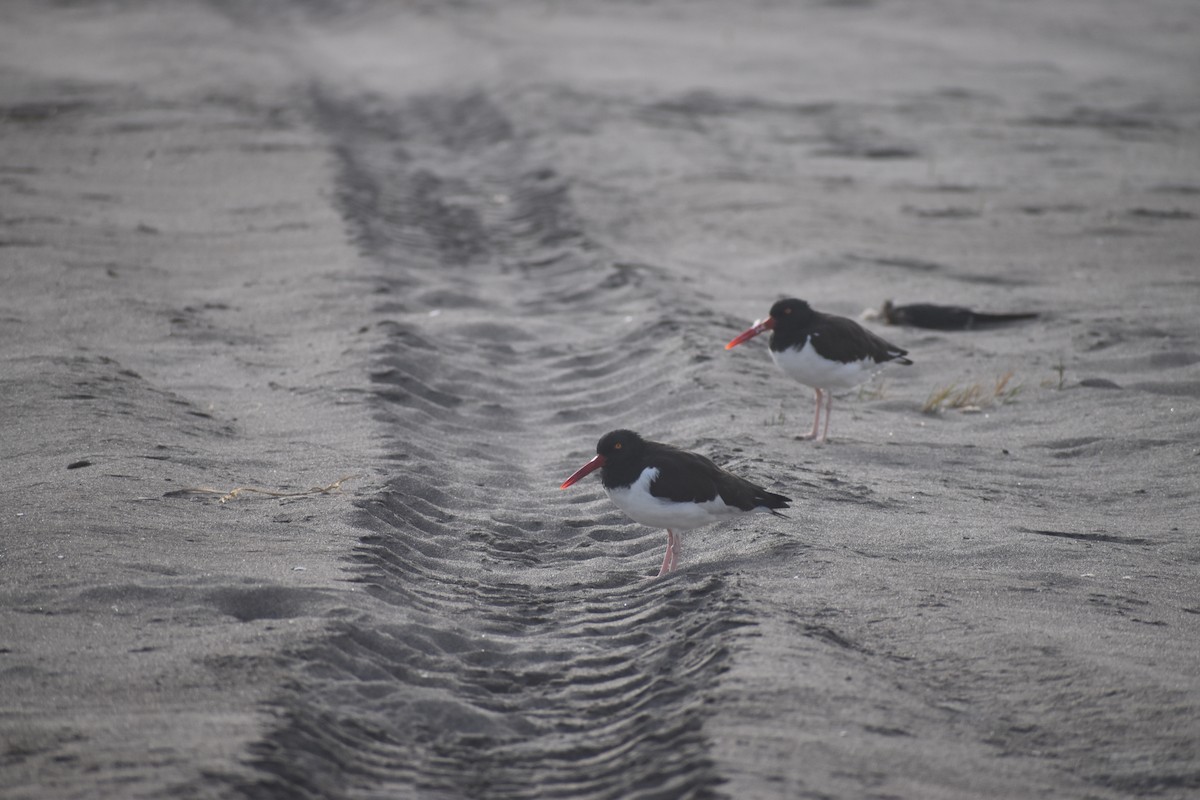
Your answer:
(972, 311), (1039, 325)
(757, 490), (791, 512)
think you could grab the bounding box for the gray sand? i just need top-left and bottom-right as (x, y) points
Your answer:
(2, 1), (1198, 798)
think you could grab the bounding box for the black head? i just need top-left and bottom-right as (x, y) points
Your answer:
(596, 429), (645, 462)
(726, 297), (818, 351)
(768, 298), (816, 328)
(561, 429), (648, 489)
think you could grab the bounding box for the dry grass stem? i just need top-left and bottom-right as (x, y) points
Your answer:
(857, 379), (887, 401)
(1040, 359), (1067, 390)
(172, 474), (357, 503)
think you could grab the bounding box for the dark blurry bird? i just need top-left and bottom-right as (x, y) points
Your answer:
(560, 430), (790, 577)
(864, 300), (1038, 330)
(727, 297), (912, 443)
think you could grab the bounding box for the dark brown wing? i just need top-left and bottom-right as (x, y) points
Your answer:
(887, 302), (1037, 330)
(815, 313), (912, 365)
(645, 446), (791, 511)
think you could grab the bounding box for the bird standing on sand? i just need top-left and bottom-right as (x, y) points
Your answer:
(560, 430), (790, 577)
(726, 298), (912, 443)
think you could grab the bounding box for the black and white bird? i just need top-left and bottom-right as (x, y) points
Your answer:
(726, 297), (912, 443)
(560, 430), (790, 577)
(863, 299), (1038, 330)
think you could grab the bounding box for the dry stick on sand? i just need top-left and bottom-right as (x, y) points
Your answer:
(172, 475), (357, 504)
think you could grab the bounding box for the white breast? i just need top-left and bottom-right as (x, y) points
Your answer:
(606, 467), (744, 532)
(770, 338), (876, 390)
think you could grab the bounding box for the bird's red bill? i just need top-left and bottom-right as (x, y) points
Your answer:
(560, 454), (606, 489)
(725, 316), (775, 350)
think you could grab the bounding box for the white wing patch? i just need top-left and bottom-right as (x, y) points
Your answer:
(606, 467), (744, 531)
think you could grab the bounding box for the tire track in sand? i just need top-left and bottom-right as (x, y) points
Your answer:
(235, 87), (791, 799)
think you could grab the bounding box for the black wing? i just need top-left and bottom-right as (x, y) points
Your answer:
(646, 446), (791, 511)
(818, 314), (912, 365)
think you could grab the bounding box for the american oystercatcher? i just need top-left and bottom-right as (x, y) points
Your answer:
(560, 430), (791, 577)
(726, 298), (912, 443)
(863, 299), (1038, 330)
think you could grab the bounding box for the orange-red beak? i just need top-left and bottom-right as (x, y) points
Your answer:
(726, 316), (775, 350)
(560, 454), (605, 489)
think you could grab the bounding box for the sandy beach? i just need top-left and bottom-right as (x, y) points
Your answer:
(2, 1), (1198, 797)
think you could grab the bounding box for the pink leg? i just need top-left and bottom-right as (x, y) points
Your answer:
(656, 529), (681, 577)
(802, 388), (823, 440)
(817, 389), (833, 443)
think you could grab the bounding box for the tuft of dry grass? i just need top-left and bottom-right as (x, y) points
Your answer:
(168, 474), (357, 503)
(1040, 359), (1067, 390)
(993, 371), (1022, 403)
(923, 371), (1022, 415)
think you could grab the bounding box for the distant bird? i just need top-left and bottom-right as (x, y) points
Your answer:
(727, 298), (912, 443)
(560, 430), (790, 577)
(863, 300), (1038, 330)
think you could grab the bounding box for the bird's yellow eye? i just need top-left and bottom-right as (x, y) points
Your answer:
(614, 442), (622, 450)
